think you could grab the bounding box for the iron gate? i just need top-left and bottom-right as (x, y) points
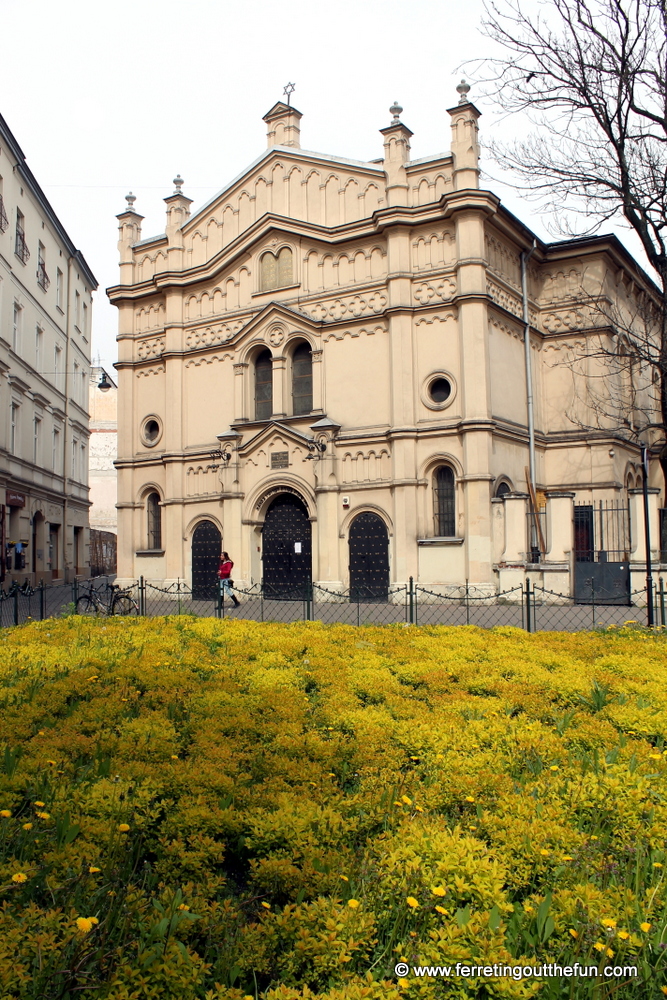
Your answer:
(573, 500), (630, 604)
(348, 511), (389, 602)
(191, 520), (221, 599)
(261, 494), (312, 598)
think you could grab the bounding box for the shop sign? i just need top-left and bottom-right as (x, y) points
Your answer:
(6, 491), (26, 508)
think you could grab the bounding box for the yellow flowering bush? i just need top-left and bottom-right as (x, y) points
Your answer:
(0, 615), (666, 997)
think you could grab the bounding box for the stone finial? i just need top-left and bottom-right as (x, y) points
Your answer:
(456, 79), (471, 104)
(172, 174), (184, 195)
(125, 191), (136, 210)
(389, 101), (403, 124)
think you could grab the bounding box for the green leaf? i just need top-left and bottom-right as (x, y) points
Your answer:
(64, 824), (81, 845)
(176, 940), (191, 962)
(541, 915), (555, 942)
(488, 905), (501, 930)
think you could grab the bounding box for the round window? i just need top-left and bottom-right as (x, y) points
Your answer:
(142, 417), (162, 446)
(429, 377), (452, 404)
(145, 420), (159, 442)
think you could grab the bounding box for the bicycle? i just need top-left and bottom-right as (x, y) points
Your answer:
(75, 583), (139, 616)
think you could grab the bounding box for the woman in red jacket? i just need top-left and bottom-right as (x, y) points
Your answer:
(218, 551), (240, 606)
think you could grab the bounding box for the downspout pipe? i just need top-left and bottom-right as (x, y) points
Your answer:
(521, 241), (538, 495)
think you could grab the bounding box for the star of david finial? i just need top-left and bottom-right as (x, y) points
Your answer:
(283, 82), (296, 105)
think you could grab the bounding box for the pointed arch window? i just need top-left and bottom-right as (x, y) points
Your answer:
(433, 466), (455, 537)
(255, 349), (273, 420)
(292, 342), (312, 414)
(260, 247), (293, 291)
(146, 492), (162, 550)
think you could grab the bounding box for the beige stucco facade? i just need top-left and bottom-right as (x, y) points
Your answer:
(0, 112), (96, 584)
(88, 370), (117, 534)
(108, 91), (662, 596)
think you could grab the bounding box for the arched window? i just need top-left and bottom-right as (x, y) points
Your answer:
(495, 481), (511, 498)
(255, 349), (273, 420)
(146, 492), (162, 550)
(260, 247), (293, 291)
(292, 342), (312, 414)
(433, 466), (455, 536)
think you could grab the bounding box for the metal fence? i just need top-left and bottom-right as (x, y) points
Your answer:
(1, 574), (664, 632)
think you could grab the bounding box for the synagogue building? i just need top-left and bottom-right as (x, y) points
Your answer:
(108, 86), (661, 602)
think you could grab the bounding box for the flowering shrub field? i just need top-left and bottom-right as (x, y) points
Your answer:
(1, 616), (667, 999)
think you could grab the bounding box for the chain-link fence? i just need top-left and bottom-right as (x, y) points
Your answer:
(1, 574), (664, 631)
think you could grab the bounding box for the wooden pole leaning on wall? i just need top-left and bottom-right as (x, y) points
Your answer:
(525, 466), (547, 556)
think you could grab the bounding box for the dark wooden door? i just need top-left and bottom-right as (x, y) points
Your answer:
(262, 494), (311, 598)
(574, 505), (594, 563)
(191, 520), (221, 599)
(348, 512), (389, 601)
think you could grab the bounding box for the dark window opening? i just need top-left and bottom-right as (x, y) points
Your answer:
(433, 466), (455, 536)
(429, 377), (451, 404)
(292, 342), (313, 414)
(255, 349), (273, 420)
(146, 492), (162, 550)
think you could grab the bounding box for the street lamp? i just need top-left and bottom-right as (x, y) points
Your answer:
(304, 440), (326, 461)
(97, 370), (113, 392)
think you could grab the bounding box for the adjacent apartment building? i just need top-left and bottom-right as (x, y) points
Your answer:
(108, 87), (661, 602)
(0, 112), (97, 584)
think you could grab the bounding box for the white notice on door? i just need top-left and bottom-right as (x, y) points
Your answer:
(294, 542), (302, 553)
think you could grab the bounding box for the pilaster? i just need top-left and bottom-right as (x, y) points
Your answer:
(233, 363), (248, 421)
(447, 81), (481, 191)
(312, 349), (324, 412)
(116, 194), (143, 286)
(164, 175), (193, 271)
(629, 488), (661, 561)
(223, 497), (245, 583)
(272, 356), (286, 417)
(545, 491), (575, 562)
(501, 493), (529, 562)
(380, 103), (412, 208)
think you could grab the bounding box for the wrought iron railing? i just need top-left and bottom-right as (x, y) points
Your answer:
(0, 195), (8, 234)
(37, 260), (50, 290)
(14, 225), (29, 264)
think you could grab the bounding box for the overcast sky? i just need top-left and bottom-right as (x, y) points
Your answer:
(0, 0), (649, 374)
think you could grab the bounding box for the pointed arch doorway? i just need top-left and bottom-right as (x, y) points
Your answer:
(191, 520), (221, 599)
(348, 511), (389, 601)
(262, 493), (312, 598)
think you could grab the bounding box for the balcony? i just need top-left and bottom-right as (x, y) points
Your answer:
(37, 260), (50, 291)
(14, 226), (29, 265)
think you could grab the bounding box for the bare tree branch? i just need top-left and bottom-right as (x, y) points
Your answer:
(469, 0), (667, 483)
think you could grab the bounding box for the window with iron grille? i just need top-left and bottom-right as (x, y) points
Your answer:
(146, 492), (162, 550)
(14, 210), (29, 264)
(292, 342), (313, 414)
(255, 349), (273, 420)
(433, 466), (456, 536)
(0, 193), (8, 234)
(37, 243), (50, 291)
